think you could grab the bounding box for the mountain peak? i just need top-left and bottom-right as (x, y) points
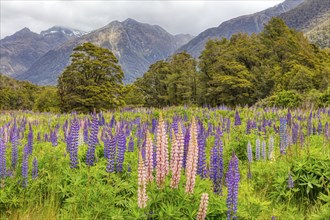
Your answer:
(40, 26), (86, 37)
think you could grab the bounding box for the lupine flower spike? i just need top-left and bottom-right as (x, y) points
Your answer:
(156, 114), (169, 188)
(185, 117), (198, 194)
(196, 193), (209, 220)
(170, 124), (184, 188)
(137, 152), (148, 208)
(145, 130), (154, 183)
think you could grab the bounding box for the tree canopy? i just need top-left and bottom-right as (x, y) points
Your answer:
(57, 42), (125, 113)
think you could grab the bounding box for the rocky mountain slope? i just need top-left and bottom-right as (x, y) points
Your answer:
(178, 0), (305, 57)
(0, 27), (85, 76)
(279, 0), (330, 48)
(15, 19), (193, 85)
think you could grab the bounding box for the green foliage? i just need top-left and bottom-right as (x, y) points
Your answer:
(33, 87), (60, 113)
(57, 42), (125, 113)
(133, 18), (329, 108)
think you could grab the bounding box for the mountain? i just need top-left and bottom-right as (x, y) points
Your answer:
(178, 0), (305, 57)
(0, 26), (85, 76)
(15, 18), (194, 85)
(279, 0), (330, 48)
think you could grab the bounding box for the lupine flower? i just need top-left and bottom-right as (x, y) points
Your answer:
(170, 124), (184, 188)
(325, 122), (329, 140)
(288, 172), (294, 188)
(226, 152), (240, 220)
(279, 118), (287, 155)
(32, 157), (38, 179)
(185, 117), (199, 194)
(27, 123), (33, 155)
(210, 132), (224, 194)
(116, 130), (127, 172)
(0, 131), (6, 181)
(226, 118), (231, 133)
(255, 138), (260, 161)
(86, 115), (99, 166)
(246, 119), (252, 134)
(247, 141), (253, 163)
(156, 114), (169, 188)
(292, 123), (299, 144)
(128, 136), (134, 152)
(83, 120), (89, 144)
(11, 125), (19, 169)
(22, 145), (29, 187)
(69, 118), (79, 169)
(145, 130), (154, 183)
(197, 124), (207, 178)
(182, 125), (190, 169)
(196, 193), (209, 220)
(234, 110), (241, 126)
(137, 152), (148, 208)
(286, 109), (292, 127)
(106, 136), (117, 173)
(261, 140), (266, 160)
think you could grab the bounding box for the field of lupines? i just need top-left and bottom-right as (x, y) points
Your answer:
(0, 106), (329, 219)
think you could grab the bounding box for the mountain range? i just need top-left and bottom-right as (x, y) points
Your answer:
(0, 0), (328, 85)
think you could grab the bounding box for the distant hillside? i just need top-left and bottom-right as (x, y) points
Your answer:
(279, 0), (330, 48)
(177, 0), (304, 57)
(14, 19), (194, 85)
(0, 27), (85, 76)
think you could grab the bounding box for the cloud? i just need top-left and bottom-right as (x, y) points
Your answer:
(0, 0), (284, 38)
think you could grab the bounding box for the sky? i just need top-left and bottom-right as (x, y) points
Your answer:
(0, 0), (285, 39)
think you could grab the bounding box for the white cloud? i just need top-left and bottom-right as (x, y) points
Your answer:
(0, 0), (284, 38)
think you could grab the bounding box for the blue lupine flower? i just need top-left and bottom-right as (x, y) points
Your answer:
(226, 152), (240, 220)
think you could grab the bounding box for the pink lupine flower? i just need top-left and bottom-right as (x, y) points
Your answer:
(156, 114), (169, 188)
(145, 130), (154, 183)
(170, 124), (184, 188)
(196, 193), (209, 220)
(138, 152), (148, 208)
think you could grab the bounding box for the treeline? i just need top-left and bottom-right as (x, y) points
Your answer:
(128, 18), (330, 108)
(1, 18), (329, 112)
(0, 74), (59, 112)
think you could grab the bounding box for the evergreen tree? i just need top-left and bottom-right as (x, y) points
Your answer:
(57, 42), (124, 113)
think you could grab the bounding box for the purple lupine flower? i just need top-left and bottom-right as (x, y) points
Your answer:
(210, 133), (224, 194)
(69, 118), (79, 169)
(172, 118), (179, 134)
(255, 138), (260, 161)
(105, 135), (116, 173)
(226, 152), (240, 220)
(128, 136), (134, 152)
(307, 112), (312, 136)
(27, 123), (33, 155)
(234, 110), (241, 126)
(51, 129), (58, 147)
(151, 118), (157, 133)
(83, 120), (89, 144)
(116, 130), (126, 172)
(110, 115), (116, 128)
(0, 131), (6, 181)
(288, 172), (294, 188)
(286, 109), (292, 127)
(32, 157), (38, 179)
(86, 115), (99, 166)
(325, 122), (329, 140)
(22, 145), (29, 187)
(279, 118), (287, 155)
(247, 141), (253, 163)
(197, 125), (207, 178)
(246, 119), (252, 134)
(292, 123), (299, 144)
(182, 125), (190, 169)
(11, 124), (19, 169)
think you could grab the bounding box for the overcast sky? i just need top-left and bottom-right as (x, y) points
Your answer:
(1, 0), (285, 39)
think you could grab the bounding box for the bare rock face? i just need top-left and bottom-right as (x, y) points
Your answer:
(0, 27), (85, 77)
(279, 0), (330, 48)
(14, 19), (193, 85)
(177, 0), (305, 58)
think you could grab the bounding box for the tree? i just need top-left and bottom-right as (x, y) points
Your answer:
(57, 42), (124, 113)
